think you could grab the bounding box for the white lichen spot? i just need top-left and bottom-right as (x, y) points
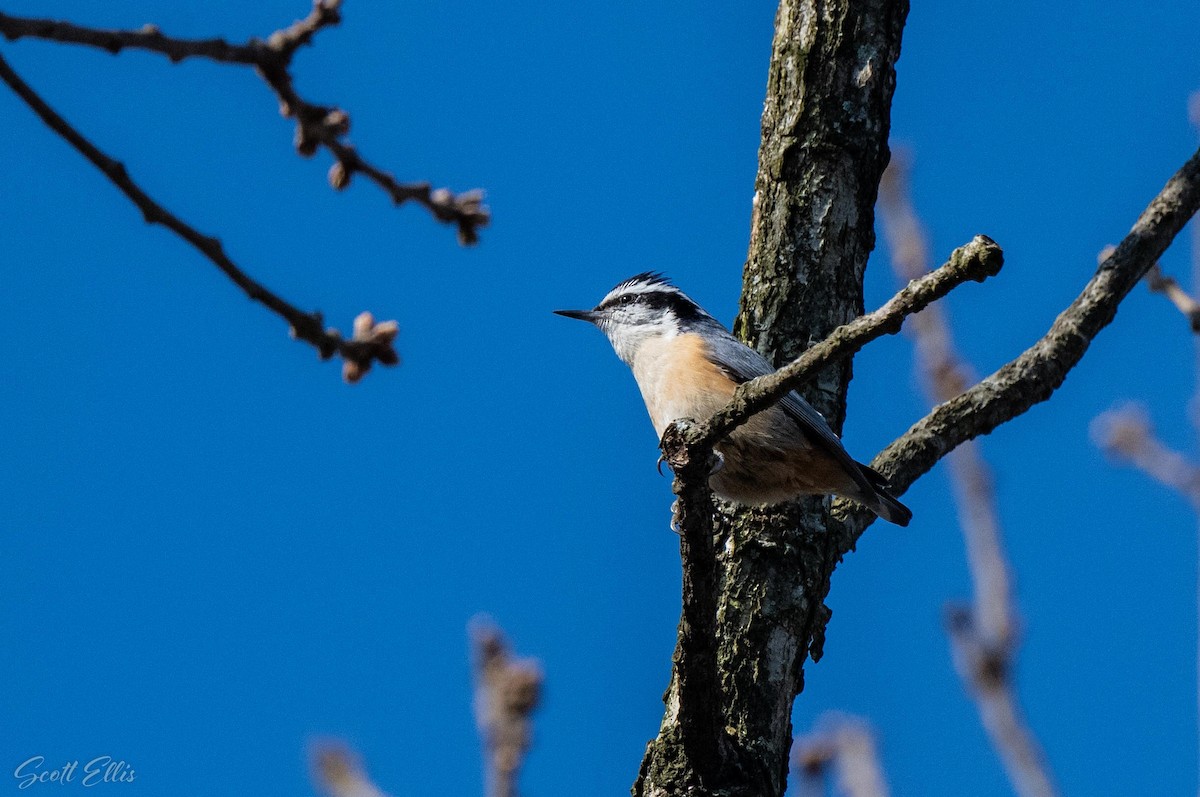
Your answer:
(664, 683), (681, 723)
(856, 59), (874, 87)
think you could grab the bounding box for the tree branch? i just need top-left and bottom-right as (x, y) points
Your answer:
(0, 12), (262, 63)
(0, 50), (399, 379)
(693, 235), (1002, 454)
(641, 7), (1200, 790)
(0, 2), (489, 242)
(650, 238), (1000, 788)
(833, 144), (1200, 547)
(880, 154), (1059, 797)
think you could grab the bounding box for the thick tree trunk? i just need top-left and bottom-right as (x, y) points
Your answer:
(633, 1), (907, 795)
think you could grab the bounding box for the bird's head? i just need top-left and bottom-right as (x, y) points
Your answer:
(554, 273), (714, 364)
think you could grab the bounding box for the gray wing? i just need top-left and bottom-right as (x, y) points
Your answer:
(705, 333), (879, 496)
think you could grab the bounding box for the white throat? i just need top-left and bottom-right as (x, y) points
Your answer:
(605, 323), (676, 367)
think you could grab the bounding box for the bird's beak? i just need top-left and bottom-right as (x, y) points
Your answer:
(553, 308), (600, 324)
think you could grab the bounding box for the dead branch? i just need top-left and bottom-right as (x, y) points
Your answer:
(0, 3), (489, 242)
(0, 51), (399, 379)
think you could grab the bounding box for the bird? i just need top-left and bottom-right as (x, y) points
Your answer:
(554, 272), (912, 526)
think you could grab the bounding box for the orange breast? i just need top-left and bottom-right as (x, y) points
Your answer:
(633, 333), (737, 436)
(632, 333), (858, 504)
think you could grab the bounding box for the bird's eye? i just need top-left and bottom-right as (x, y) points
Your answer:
(619, 295), (634, 306)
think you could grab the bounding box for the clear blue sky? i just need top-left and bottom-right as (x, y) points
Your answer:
(2, 1), (1199, 794)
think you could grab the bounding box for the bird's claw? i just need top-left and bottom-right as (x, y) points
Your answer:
(657, 454), (669, 477)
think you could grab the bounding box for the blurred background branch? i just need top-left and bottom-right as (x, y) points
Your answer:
(792, 713), (890, 797)
(310, 742), (391, 797)
(1146, 263), (1200, 333)
(1091, 404), (1200, 509)
(879, 152), (1060, 797)
(1091, 95), (1200, 792)
(471, 618), (543, 797)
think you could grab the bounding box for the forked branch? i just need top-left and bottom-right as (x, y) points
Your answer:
(0, 51), (399, 379)
(655, 235), (1003, 784)
(831, 145), (1200, 549)
(663, 235), (1004, 470)
(0, 2), (489, 242)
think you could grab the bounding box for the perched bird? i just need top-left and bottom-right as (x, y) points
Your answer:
(555, 273), (911, 526)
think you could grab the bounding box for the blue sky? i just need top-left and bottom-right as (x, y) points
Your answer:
(2, 1), (1199, 795)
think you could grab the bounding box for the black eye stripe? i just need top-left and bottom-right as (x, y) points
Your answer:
(596, 290), (702, 321)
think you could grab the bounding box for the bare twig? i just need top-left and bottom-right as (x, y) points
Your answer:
(310, 742), (390, 797)
(1146, 263), (1200, 333)
(0, 13), (261, 63)
(792, 714), (889, 797)
(0, 3), (489, 242)
(0, 51), (398, 379)
(470, 619), (543, 797)
(879, 154), (1058, 797)
(1091, 403), (1200, 509)
(830, 144), (1200, 546)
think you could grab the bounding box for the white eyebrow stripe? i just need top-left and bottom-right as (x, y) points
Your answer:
(600, 280), (683, 306)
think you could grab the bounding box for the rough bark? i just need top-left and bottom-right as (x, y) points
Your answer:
(633, 0), (908, 795)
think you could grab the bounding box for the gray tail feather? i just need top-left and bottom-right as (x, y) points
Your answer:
(871, 490), (912, 527)
(857, 463), (912, 527)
